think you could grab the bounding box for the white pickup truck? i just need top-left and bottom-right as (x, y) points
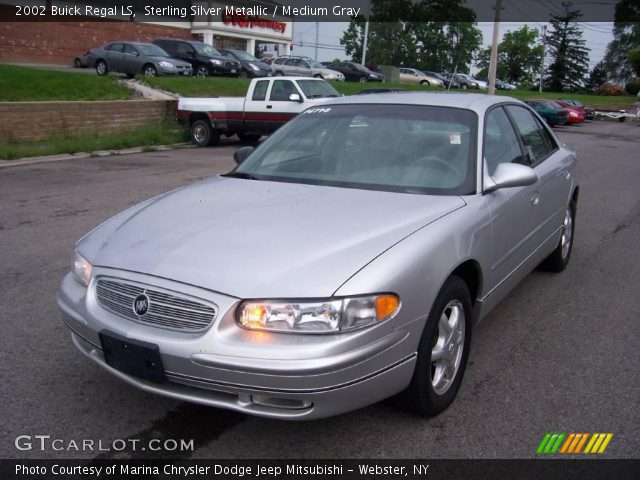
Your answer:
(177, 76), (340, 146)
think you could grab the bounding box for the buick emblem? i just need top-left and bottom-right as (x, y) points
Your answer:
(133, 294), (149, 316)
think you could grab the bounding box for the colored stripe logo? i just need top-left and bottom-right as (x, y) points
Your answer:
(537, 433), (613, 454)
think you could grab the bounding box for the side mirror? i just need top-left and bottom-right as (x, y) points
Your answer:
(484, 162), (538, 193)
(289, 93), (303, 103)
(233, 146), (254, 165)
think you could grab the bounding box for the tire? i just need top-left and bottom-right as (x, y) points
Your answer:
(314, 74), (323, 79)
(143, 64), (157, 78)
(196, 66), (209, 78)
(461, 84), (468, 90)
(275, 71), (284, 76)
(74, 58), (82, 68)
(396, 275), (472, 417)
(359, 76), (367, 83)
(95, 60), (108, 76)
(125, 73), (135, 79)
(420, 80), (430, 86)
(239, 70), (248, 79)
(190, 120), (219, 147)
(540, 200), (576, 272)
(237, 133), (261, 144)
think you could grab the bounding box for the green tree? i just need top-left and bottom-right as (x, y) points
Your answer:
(544, 7), (591, 91)
(476, 25), (543, 85)
(587, 60), (609, 91)
(603, 0), (640, 81)
(340, 0), (482, 72)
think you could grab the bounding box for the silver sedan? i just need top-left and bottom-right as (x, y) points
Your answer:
(57, 94), (578, 420)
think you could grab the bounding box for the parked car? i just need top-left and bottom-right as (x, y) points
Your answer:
(73, 51), (91, 68)
(472, 77), (488, 89)
(398, 68), (444, 87)
(496, 79), (517, 90)
(58, 93), (578, 420)
(88, 42), (193, 78)
(555, 99), (590, 120)
(153, 38), (240, 77)
(218, 49), (273, 78)
(422, 71), (459, 89)
(271, 56), (345, 81)
(524, 99), (569, 126)
(326, 61), (384, 82)
(443, 73), (479, 89)
(176, 77), (340, 146)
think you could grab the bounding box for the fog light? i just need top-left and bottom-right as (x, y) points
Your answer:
(251, 395), (312, 410)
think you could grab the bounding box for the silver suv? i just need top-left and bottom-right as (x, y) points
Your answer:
(271, 56), (344, 81)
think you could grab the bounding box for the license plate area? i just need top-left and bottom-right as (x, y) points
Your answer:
(100, 330), (165, 383)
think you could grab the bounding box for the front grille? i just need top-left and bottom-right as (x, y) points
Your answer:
(225, 61), (240, 69)
(95, 278), (217, 332)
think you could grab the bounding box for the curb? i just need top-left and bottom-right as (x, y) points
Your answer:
(0, 143), (193, 168)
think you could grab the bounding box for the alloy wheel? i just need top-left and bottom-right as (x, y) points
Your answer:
(430, 299), (466, 395)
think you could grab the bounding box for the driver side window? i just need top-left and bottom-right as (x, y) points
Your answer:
(484, 107), (525, 175)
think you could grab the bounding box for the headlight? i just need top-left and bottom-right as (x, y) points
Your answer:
(248, 63), (260, 71)
(72, 249), (93, 286)
(237, 294), (399, 334)
(158, 61), (175, 68)
(210, 59), (223, 65)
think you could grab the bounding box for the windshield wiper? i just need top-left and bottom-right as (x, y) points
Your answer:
(223, 172), (260, 180)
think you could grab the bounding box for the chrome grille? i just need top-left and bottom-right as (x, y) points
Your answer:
(225, 60), (240, 69)
(95, 278), (216, 332)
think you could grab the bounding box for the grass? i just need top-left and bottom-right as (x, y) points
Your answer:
(0, 122), (188, 160)
(141, 76), (636, 106)
(0, 65), (131, 101)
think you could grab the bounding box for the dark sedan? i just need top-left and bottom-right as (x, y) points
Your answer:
(218, 49), (273, 78)
(422, 71), (459, 89)
(326, 61), (384, 83)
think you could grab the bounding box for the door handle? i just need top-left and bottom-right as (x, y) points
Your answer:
(530, 193), (540, 206)
(266, 105), (272, 109)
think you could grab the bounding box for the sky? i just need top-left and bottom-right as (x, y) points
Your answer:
(291, 21), (614, 73)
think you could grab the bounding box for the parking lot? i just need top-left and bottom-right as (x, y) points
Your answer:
(1, 120), (638, 460)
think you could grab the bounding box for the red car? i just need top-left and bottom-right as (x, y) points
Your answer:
(555, 100), (585, 124)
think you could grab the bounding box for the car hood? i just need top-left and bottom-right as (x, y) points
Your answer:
(78, 177), (465, 299)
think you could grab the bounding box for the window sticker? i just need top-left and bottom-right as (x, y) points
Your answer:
(449, 134), (461, 145)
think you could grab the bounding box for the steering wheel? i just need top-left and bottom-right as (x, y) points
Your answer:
(410, 155), (461, 178)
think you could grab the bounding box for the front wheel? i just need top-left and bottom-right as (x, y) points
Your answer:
(196, 66), (209, 78)
(540, 201), (576, 272)
(396, 275), (472, 417)
(95, 60), (108, 76)
(143, 65), (157, 77)
(461, 84), (468, 90)
(420, 80), (430, 86)
(239, 70), (248, 79)
(190, 120), (219, 147)
(359, 76), (367, 83)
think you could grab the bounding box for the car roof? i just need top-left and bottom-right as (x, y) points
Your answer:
(320, 92), (523, 112)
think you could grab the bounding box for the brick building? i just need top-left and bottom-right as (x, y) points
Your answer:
(0, 0), (293, 65)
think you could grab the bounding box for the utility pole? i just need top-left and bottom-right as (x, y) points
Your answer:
(539, 25), (547, 92)
(488, 0), (503, 95)
(362, 19), (369, 66)
(314, 22), (319, 61)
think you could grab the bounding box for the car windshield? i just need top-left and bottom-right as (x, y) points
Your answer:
(310, 61), (324, 68)
(137, 45), (169, 57)
(232, 104), (477, 195)
(296, 80), (340, 98)
(233, 51), (258, 61)
(545, 101), (564, 109)
(194, 43), (221, 56)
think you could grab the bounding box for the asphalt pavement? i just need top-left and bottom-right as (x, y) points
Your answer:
(1, 121), (638, 460)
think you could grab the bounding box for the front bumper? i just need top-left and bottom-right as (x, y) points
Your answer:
(57, 269), (417, 420)
(158, 66), (192, 76)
